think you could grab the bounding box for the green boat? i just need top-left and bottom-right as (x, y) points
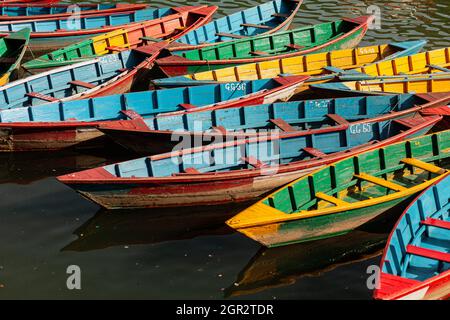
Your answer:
(0, 27), (30, 86)
(227, 130), (450, 248)
(155, 15), (374, 76)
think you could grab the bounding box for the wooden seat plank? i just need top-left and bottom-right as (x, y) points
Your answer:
(421, 218), (450, 230)
(270, 118), (295, 132)
(215, 32), (246, 39)
(26, 92), (59, 102)
(316, 192), (349, 206)
(407, 245), (450, 263)
(303, 147), (326, 158)
(326, 113), (349, 125)
(69, 80), (96, 89)
(184, 167), (201, 174)
(354, 173), (407, 192)
(401, 158), (447, 175)
(178, 103), (197, 110)
(240, 23), (272, 30)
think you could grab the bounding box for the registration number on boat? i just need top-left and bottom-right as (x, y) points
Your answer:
(350, 123), (373, 134)
(225, 82), (247, 91)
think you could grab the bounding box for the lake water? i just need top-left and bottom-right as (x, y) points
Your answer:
(0, 0), (449, 299)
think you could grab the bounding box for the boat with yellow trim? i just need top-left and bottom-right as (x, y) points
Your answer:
(226, 130), (450, 248)
(152, 41), (427, 89)
(339, 46), (450, 81)
(311, 73), (450, 96)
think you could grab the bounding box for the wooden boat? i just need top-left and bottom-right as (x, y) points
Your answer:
(0, 28), (30, 86)
(56, 114), (441, 209)
(152, 40), (427, 89)
(338, 46), (450, 81)
(311, 73), (450, 96)
(373, 174), (450, 300)
(0, 75), (307, 152)
(0, 3), (148, 21)
(155, 16), (374, 77)
(226, 130), (450, 248)
(226, 230), (387, 298)
(172, 0), (303, 50)
(97, 93), (450, 155)
(0, 45), (166, 109)
(0, 5), (215, 52)
(22, 5), (217, 73)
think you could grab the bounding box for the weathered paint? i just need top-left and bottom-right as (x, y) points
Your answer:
(56, 117), (440, 209)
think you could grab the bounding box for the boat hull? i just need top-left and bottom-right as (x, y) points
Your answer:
(240, 196), (415, 248)
(68, 168), (313, 209)
(60, 123), (435, 209)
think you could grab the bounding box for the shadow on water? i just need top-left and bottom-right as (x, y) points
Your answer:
(224, 201), (406, 298)
(62, 202), (252, 252)
(0, 148), (131, 185)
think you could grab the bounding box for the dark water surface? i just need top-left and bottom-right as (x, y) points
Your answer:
(0, 0), (449, 299)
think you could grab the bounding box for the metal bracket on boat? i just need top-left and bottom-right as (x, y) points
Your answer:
(426, 64), (450, 73)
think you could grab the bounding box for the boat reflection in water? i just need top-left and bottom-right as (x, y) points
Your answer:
(224, 230), (387, 298)
(62, 202), (252, 252)
(0, 149), (130, 185)
(224, 205), (407, 298)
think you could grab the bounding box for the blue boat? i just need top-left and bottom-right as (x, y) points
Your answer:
(56, 115), (442, 209)
(0, 3), (149, 21)
(173, 0), (303, 49)
(0, 49), (151, 109)
(97, 93), (450, 154)
(152, 41), (427, 88)
(0, 75), (307, 151)
(374, 174), (450, 300)
(0, 6), (192, 51)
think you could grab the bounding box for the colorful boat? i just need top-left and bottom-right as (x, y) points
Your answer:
(172, 0), (303, 50)
(22, 5), (217, 73)
(338, 46), (450, 81)
(155, 16), (374, 77)
(56, 114), (441, 209)
(226, 130), (450, 248)
(152, 41), (427, 89)
(311, 73), (450, 96)
(0, 46), (165, 109)
(0, 75), (307, 152)
(0, 28), (30, 86)
(374, 174), (450, 300)
(0, 3), (148, 21)
(0, 5), (215, 51)
(97, 93), (450, 154)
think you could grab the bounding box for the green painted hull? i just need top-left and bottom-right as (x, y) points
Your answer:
(254, 195), (413, 248)
(156, 17), (372, 76)
(229, 130), (450, 248)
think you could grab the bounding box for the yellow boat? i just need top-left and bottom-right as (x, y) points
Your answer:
(152, 41), (427, 90)
(311, 73), (450, 95)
